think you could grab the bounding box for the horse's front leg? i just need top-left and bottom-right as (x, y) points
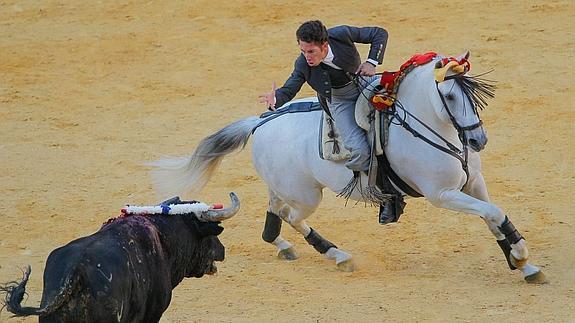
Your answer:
(428, 186), (546, 283)
(464, 174), (515, 265)
(263, 189), (354, 271)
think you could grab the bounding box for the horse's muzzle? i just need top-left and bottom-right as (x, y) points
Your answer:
(468, 135), (488, 152)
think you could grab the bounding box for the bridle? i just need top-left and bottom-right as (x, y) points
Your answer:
(436, 75), (484, 139)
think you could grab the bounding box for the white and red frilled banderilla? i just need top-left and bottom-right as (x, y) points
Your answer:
(121, 202), (224, 216)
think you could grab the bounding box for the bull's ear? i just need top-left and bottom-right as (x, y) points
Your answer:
(183, 214), (225, 237)
(457, 50), (470, 61)
(196, 221), (224, 237)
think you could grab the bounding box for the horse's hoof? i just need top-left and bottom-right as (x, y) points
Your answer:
(278, 247), (299, 261)
(524, 270), (548, 284)
(336, 259), (355, 272)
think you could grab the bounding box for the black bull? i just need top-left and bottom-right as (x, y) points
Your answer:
(1, 193), (239, 322)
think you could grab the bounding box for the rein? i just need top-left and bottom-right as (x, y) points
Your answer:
(391, 96), (470, 177)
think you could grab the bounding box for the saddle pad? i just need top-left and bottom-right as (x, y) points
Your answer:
(254, 98), (323, 133)
(254, 97), (351, 162)
(319, 112), (351, 161)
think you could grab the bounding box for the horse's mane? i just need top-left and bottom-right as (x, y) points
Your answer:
(452, 73), (496, 111)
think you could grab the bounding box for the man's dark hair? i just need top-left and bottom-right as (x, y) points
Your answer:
(296, 20), (328, 45)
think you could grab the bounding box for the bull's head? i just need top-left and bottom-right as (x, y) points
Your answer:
(185, 193), (240, 278)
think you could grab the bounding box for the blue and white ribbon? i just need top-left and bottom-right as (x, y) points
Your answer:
(122, 202), (210, 215)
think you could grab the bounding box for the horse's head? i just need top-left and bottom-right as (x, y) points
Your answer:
(429, 51), (495, 152)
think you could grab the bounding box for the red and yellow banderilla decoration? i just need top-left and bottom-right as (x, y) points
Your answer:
(371, 92), (396, 110)
(434, 55), (471, 82)
(369, 52), (471, 111)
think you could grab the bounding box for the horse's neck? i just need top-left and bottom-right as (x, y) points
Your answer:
(395, 72), (460, 144)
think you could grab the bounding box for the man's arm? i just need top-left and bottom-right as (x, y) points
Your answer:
(273, 57), (306, 109)
(340, 25), (389, 65)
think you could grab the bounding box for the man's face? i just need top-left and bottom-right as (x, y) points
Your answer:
(298, 40), (328, 67)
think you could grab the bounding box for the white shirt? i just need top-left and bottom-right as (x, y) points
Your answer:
(322, 45), (341, 69)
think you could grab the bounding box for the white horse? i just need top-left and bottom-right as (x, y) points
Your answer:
(149, 52), (546, 283)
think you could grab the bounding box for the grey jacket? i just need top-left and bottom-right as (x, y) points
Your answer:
(274, 25), (388, 109)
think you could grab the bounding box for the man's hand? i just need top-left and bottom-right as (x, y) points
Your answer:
(356, 62), (376, 76)
(258, 82), (277, 111)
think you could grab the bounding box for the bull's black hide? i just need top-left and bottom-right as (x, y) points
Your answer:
(1, 212), (225, 322)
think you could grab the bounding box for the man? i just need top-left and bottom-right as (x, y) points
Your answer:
(259, 20), (399, 224)
(259, 20), (387, 172)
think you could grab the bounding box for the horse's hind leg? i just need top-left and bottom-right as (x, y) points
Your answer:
(262, 189), (299, 260)
(287, 206), (355, 272)
(463, 173), (545, 283)
(263, 188), (354, 271)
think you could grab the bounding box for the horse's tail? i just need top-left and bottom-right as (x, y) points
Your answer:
(149, 116), (261, 198)
(1, 266), (77, 317)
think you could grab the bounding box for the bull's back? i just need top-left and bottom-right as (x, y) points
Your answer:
(39, 234), (123, 322)
(40, 219), (171, 322)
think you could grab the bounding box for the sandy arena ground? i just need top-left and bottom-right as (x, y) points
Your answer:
(1, 1), (574, 322)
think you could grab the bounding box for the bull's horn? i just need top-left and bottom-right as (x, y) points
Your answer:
(197, 192), (240, 222)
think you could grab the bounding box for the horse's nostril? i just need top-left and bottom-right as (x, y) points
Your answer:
(468, 138), (485, 151)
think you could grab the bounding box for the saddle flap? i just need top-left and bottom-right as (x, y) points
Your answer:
(319, 112), (351, 161)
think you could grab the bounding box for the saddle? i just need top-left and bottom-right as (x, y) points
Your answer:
(257, 93), (400, 195)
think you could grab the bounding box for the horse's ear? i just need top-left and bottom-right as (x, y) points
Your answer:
(457, 51), (470, 61)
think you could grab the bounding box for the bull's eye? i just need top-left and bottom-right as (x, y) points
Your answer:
(445, 93), (455, 101)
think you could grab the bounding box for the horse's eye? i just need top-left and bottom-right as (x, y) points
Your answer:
(445, 93), (455, 101)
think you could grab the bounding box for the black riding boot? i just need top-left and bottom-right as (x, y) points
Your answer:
(378, 195), (406, 224)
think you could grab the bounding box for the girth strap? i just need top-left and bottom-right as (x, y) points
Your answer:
(378, 153), (423, 198)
